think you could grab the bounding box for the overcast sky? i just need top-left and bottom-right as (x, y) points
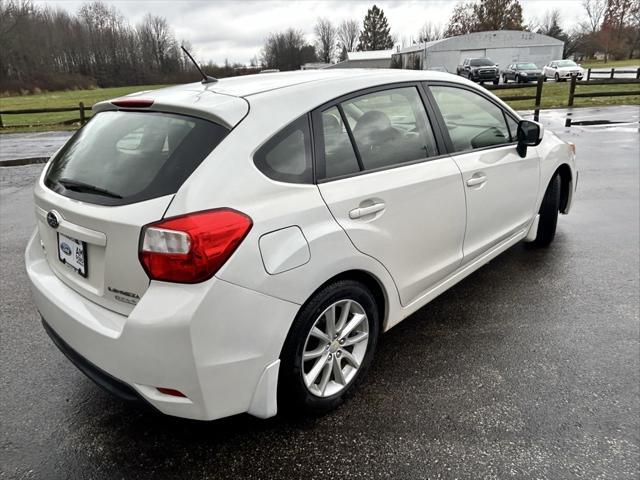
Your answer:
(34, 0), (586, 64)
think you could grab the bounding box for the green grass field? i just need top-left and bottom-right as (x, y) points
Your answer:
(493, 81), (640, 110)
(580, 58), (640, 69)
(0, 84), (167, 132)
(1, 79), (638, 133)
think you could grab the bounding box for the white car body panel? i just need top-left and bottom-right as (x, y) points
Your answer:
(318, 157), (466, 306)
(452, 144), (540, 261)
(26, 69), (577, 421)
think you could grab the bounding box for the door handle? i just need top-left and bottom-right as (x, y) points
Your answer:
(466, 174), (487, 187)
(349, 202), (386, 219)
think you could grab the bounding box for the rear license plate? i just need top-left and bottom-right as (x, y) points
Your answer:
(57, 232), (87, 277)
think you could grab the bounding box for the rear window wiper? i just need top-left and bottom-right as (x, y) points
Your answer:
(58, 178), (123, 199)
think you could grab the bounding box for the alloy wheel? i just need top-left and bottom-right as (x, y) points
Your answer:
(301, 299), (370, 398)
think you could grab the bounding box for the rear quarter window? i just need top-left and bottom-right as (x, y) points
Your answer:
(253, 116), (313, 184)
(45, 111), (228, 206)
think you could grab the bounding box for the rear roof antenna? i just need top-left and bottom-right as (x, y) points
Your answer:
(181, 46), (218, 84)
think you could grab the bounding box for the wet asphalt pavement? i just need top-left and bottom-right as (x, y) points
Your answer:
(1, 106), (639, 479)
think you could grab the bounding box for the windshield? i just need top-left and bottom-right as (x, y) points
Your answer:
(557, 60), (578, 67)
(45, 111), (228, 206)
(517, 63), (538, 69)
(470, 59), (495, 66)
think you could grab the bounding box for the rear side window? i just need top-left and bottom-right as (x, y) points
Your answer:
(341, 87), (438, 171)
(45, 111), (228, 206)
(253, 116), (313, 184)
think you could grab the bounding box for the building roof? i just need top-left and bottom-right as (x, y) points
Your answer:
(397, 30), (564, 55)
(347, 50), (395, 61)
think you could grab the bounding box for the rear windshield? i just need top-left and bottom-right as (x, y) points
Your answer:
(470, 59), (494, 66)
(45, 111), (228, 206)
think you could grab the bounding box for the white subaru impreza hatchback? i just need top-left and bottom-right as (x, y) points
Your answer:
(26, 69), (576, 421)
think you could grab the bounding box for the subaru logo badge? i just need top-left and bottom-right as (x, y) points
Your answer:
(47, 211), (59, 229)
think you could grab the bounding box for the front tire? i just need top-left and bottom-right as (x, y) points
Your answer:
(278, 280), (379, 414)
(533, 174), (561, 247)
(555, 72), (561, 82)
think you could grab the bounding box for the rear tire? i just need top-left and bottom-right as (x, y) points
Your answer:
(278, 280), (379, 415)
(533, 174), (561, 247)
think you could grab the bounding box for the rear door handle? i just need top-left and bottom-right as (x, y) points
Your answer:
(466, 174), (487, 187)
(349, 202), (386, 219)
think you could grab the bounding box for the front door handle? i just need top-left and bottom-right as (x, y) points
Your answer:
(349, 202), (386, 219)
(466, 173), (487, 187)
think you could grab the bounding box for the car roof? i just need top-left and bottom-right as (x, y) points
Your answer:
(95, 69), (469, 128)
(203, 69), (460, 97)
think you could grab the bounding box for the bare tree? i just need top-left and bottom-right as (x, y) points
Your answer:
(582, 0), (607, 33)
(417, 21), (444, 43)
(444, 2), (476, 36)
(262, 28), (317, 70)
(337, 19), (360, 52)
(314, 18), (337, 64)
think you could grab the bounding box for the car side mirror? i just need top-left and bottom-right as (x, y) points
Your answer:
(516, 120), (544, 157)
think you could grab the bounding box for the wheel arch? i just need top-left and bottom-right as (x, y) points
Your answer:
(555, 163), (573, 214)
(314, 269), (388, 333)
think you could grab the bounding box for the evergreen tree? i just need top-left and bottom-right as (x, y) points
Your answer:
(339, 45), (349, 62)
(357, 5), (394, 51)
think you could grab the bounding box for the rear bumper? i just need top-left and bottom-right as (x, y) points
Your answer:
(26, 230), (299, 420)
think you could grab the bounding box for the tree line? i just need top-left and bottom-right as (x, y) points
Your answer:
(0, 0), (256, 94)
(1, 0), (638, 95)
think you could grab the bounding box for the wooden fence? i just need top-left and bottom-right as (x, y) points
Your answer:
(568, 76), (640, 106)
(1, 75), (639, 129)
(585, 67), (640, 81)
(0, 102), (89, 129)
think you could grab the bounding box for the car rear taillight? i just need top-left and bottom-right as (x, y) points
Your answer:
(139, 209), (252, 284)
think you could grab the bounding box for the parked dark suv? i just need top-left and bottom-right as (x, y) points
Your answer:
(457, 58), (500, 85)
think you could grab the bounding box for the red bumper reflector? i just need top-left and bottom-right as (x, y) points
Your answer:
(156, 387), (187, 398)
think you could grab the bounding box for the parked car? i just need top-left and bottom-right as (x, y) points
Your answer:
(457, 58), (500, 84)
(502, 62), (543, 83)
(543, 60), (585, 82)
(26, 70), (577, 421)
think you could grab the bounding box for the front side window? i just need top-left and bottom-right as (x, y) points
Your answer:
(430, 86), (512, 152)
(254, 115), (313, 183)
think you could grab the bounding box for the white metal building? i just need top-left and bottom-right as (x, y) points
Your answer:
(394, 31), (564, 73)
(326, 50), (394, 69)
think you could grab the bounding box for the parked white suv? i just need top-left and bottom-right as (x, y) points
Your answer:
(26, 70), (577, 421)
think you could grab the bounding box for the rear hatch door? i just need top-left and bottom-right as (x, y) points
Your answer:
(34, 105), (235, 315)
